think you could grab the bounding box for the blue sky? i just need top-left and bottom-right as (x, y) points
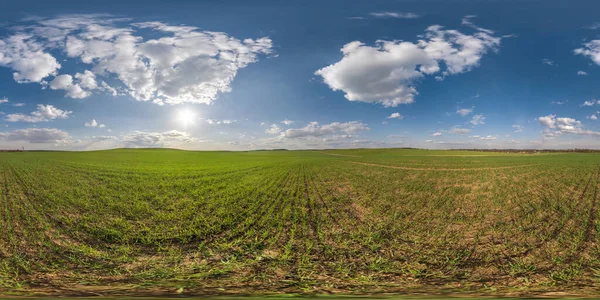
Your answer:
(1, 0), (600, 150)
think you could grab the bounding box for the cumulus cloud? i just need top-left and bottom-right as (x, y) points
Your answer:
(84, 119), (106, 128)
(0, 33), (61, 83)
(0, 14), (273, 105)
(369, 12), (419, 19)
(265, 124), (282, 135)
(538, 115), (557, 128)
(0, 97), (8, 104)
(5, 104), (71, 122)
(281, 119), (294, 125)
(456, 107), (473, 116)
(49, 74), (90, 98)
(281, 121), (369, 139)
(315, 17), (501, 107)
(123, 130), (197, 147)
(578, 70), (588, 76)
(431, 132), (442, 136)
(588, 114), (598, 120)
(387, 112), (403, 119)
(0, 128), (71, 143)
(538, 114), (600, 138)
(470, 114), (486, 125)
(575, 40), (600, 65)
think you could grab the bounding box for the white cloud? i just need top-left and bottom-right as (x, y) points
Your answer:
(581, 100), (600, 107)
(5, 104), (72, 122)
(0, 128), (70, 143)
(49, 74), (90, 98)
(472, 135), (496, 140)
(551, 100), (567, 105)
(538, 114), (557, 128)
(456, 107), (473, 116)
(575, 40), (600, 65)
(470, 114), (486, 125)
(369, 12), (419, 19)
(84, 119), (106, 128)
(265, 124), (282, 135)
(431, 132), (442, 136)
(589, 114), (598, 120)
(448, 126), (471, 134)
(315, 17), (500, 107)
(89, 135), (116, 142)
(0, 15), (273, 104)
(0, 98), (8, 104)
(0, 33), (61, 83)
(205, 119), (237, 125)
(281, 121), (369, 139)
(387, 112), (403, 119)
(123, 130), (197, 147)
(537, 115), (600, 138)
(578, 70), (588, 76)
(460, 15), (494, 34)
(13, 103), (25, 107)
(541, 58), (554, 66)
(281, 119), (294, 125)
(74, 70), (98, 90)
(512, 124), (524, 132)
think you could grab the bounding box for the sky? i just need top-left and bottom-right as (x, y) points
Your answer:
(1, 0), (600, 150)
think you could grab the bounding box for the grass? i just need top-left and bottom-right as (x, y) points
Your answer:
(0, 148), (600, 296)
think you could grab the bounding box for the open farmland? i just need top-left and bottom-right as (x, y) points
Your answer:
(1, 148), (600, 296)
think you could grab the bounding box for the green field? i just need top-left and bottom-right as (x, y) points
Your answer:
(1, 148), (600, 296)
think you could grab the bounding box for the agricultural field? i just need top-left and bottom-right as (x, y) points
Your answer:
(1, 148), (600, 296)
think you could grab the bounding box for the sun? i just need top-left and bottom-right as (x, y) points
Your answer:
(177, 109), (196, 126)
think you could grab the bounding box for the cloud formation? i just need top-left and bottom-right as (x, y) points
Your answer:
(123, 130), (197, 147)
(280, 121), (369, 139)
(265, 124), (282, 135)
(369, 12), (419, 19)
(5, 104), (71, 122)
(538, 114), (600, 138)
(84, 119), (106, 128)
(581, 100), (600, 107)
(315, 17), (500, 107)
(387, 112), (403, 119)
(470, 114), (486, 125)
(457, 107), (473, 116)
(0, 128), (71, 143)
(575, 40), (600, 65)
(205, 119), (237, 125)
(0, 14), (273, 105)
(448, 126), (471, 134)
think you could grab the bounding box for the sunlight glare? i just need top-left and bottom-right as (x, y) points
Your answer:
(177, 109), (196, 126)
